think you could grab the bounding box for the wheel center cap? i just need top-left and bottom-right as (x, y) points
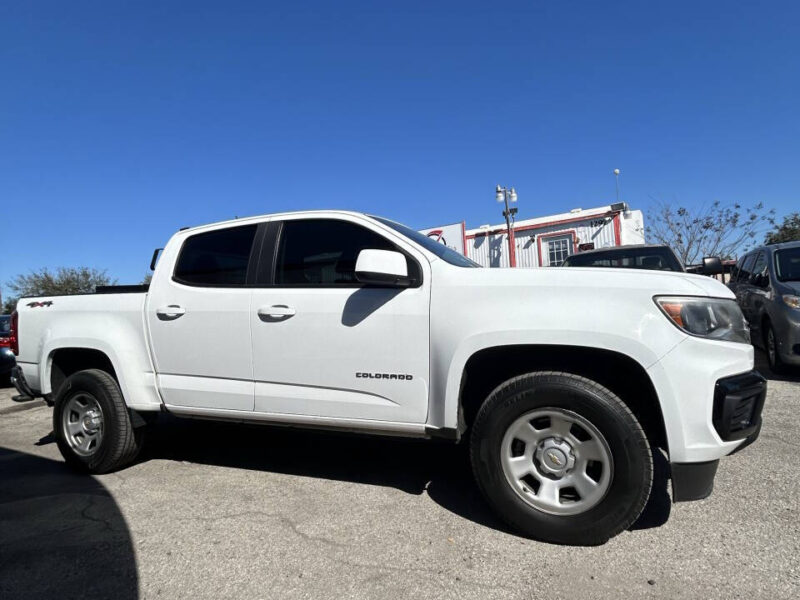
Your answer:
(82, 411), (101, 432)
(544, 448), (567, 469)
(535, 437), (576, 476)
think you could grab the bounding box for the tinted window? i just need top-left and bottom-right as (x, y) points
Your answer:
(174, 224), (257, 286)
(372, 216), (479, 268)
(0, 316), (9, 334)
(775, 247), (800, 282)
(730, 256), (744, 281)
(750, 252), (768, 285)
(738, 253), (756, 282)
(274, 219), (420, 286)
(563, 247), (683, 271)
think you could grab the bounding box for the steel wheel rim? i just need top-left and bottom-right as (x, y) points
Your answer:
(62, 393), (104, 457)
(500, 408), (613, 516)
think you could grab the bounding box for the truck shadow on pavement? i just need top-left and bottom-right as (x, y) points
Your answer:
(0, 447), (138, 600)
(142, 415), (672, 542)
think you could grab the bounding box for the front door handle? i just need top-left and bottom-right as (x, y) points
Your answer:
(257, 305), (296, 320)
(156, 305), (186, 320)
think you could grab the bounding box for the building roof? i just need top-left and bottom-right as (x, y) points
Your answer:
(465, 204), (622, 237)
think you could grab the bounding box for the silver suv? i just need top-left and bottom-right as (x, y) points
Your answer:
(728, 241), (800, 372)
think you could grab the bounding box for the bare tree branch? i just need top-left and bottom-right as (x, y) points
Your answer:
(646, 200), (775, 265)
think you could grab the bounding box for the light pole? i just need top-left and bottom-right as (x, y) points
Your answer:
(495, 185), (518, 267)
(613, 168), (620, 204)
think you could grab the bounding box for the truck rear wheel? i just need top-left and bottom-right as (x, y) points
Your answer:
(53, 369), (144, 474)
(470, 371), (652, 545)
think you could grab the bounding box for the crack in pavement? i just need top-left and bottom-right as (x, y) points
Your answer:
(342, 556), (516, 593)
(174, 511), (346, 548)
(80, 496), (116, 533)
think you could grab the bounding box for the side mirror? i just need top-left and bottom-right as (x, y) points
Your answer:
(355, 249), (411, 286)
(701, 256), (723, 275)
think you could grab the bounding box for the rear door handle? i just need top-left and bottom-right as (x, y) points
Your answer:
(156, 305), (186, 319)
(257, 304), (296, 319)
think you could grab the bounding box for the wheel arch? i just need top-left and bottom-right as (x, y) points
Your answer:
(40, 339), (162, 411)
(455, 344), (669, 453)
(48, 347), (119, 398)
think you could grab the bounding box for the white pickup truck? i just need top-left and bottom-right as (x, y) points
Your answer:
(9, 210), (766, 544)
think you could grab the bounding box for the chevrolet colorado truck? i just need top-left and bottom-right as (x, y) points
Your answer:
(9, 210), (766, 545)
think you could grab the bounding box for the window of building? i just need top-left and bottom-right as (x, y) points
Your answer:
(545, 236), (573, 266)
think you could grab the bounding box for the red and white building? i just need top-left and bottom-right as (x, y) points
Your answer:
(421, 204), (645, 268)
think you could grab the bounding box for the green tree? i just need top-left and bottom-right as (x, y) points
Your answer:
(646, 200), (775, 264)
(765, 212), (800, 244)
(3, 267), (116, 313)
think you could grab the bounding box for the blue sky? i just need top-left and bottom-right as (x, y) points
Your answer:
(2, 0), (798, 288)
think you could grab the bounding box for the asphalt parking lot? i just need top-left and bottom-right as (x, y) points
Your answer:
(1, 353), (798, 600)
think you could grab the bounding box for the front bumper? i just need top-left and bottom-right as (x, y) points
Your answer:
(671, 460), (719, 502)
(712, 370), (766, 441)
(671, 369), (766, 502)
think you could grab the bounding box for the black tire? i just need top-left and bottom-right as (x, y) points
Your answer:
(470, 371), (653, 545)
(53, 369), (145, 474)
(764, 321), (787, 374)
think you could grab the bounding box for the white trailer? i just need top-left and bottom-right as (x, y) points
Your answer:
(465, 205), (645, 268)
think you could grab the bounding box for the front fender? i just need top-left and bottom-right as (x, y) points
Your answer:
(432, 328), (682, 430)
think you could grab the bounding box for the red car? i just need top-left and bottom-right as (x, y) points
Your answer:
(0, 315), (16, 385)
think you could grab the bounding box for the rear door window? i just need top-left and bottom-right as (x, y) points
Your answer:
(173, 224), (257, 286)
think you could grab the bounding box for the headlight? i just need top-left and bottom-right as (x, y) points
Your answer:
(783, 295), (800, 309)
(655, 296), (750, 344)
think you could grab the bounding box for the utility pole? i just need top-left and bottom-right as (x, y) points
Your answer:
(495, 185), (518, 267)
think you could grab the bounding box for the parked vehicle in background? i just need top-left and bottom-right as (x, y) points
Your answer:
(728, 241), (800, 373)
(9, 210), (765, 545)
(562, 245), (685, 272)
(0, 315), (16, 385)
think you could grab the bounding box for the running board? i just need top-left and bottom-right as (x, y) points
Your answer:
(164, 404), (435, 438)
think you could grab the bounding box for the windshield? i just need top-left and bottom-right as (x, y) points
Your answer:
(372, 216), (480, 268)
(0, 316), (9, 335)
(563, 247), (684, 272)
(775, 247), (800, 282)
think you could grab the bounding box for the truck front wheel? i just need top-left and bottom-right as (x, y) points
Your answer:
(53, 369), (144, 474)
(470, 371), (653, 545)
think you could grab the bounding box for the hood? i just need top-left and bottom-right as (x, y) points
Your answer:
(779, 280), (800, 295)
(452, 264), (735, 299)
